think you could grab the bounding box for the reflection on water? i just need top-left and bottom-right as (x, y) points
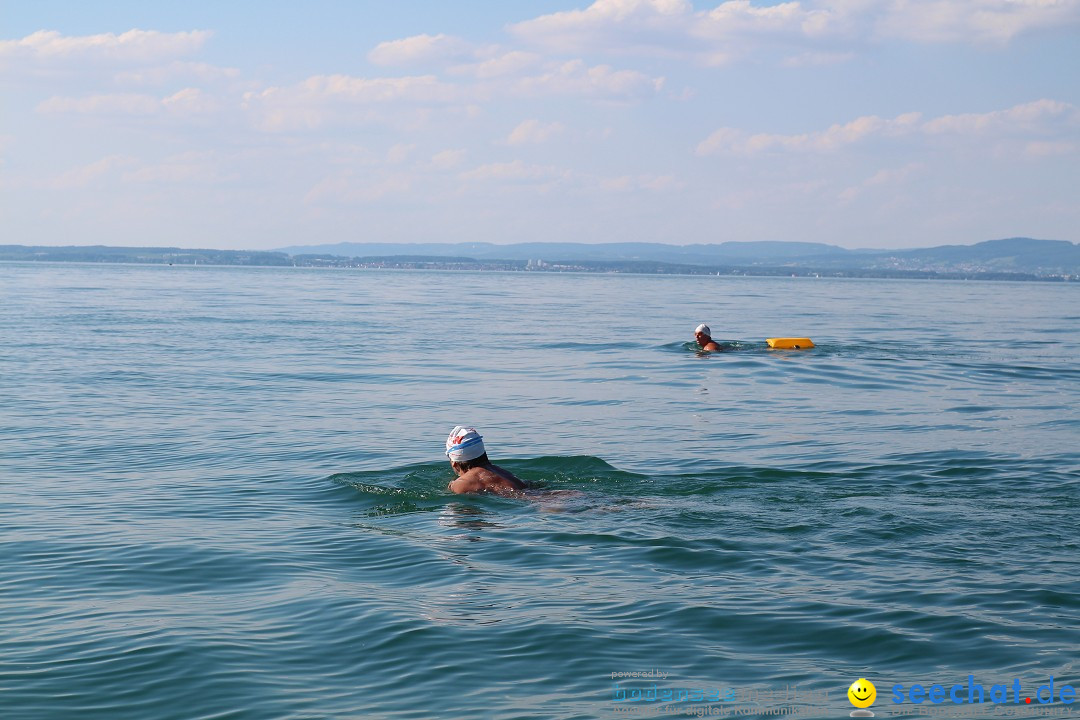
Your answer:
(439, 503), (503, 534)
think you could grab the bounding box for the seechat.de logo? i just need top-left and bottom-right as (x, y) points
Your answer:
(891, 676), (1078, 706)
(848, 678), (877, 717)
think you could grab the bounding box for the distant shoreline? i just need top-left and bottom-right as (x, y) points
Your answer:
(2, 239), (1077, 282)
(1, 256), (1073, 283)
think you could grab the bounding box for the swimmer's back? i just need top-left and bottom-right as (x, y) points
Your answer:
(448, 464), (525, 495)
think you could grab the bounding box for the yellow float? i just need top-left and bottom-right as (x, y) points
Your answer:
(766, 337), (815, 349)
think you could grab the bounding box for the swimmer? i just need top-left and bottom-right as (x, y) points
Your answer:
(694, 323), (721, 352)
(445, 426), (526, 496)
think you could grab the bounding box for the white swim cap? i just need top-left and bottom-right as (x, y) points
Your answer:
(445, 426), (486, 462)
(695, 324), (711, 336)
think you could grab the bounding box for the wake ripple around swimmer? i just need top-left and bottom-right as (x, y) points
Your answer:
(330, 452), (1079, 515)
(329, 455), (649, 516)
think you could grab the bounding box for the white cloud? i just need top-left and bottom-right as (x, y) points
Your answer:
(45, 152), (227, 188)
(368, 33), (474, 66)
(511, 0), (835, 65)
(694, 0), (824, 38)
(239, 57), (660, 133)
(697, 112), (922, 154)
(449, 51), (543, 78)
(506, 119), (566, 145)
(838, 162), (923, 202)
(694, 127), (743, 155)
(37, 88), (217, 117)
(921, 99), (1079, 134)
(874, 0), (1080, 43)
(46, 155), (137, 189)
(114, 61), (240, 86)
(122, 152), (227, 184)
(386, 143), (416, 164)
(698, 100), (1079, 156)
(512, 60), (664, 98)
(241, 74), (461, 131)
(509, 0), (686, 48)
(161, 87), (218, 115)
(866, 162), (923, 186)
(509, 0), (1080, 65)
(283, 74), (459, 103)
(38, 93), (162, 115)
(369, 35), (545, 79)
(0, 29), (211, 62)
(367, 27), (662, 97)
(429, 149), (467, 170)
(510, 0), (694, 54)
(641, 174), (681, 190)
(1025, 140), (1077, 156)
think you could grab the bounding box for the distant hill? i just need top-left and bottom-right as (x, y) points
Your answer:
(276, 237), (1079, 275)
(889, 238), (1080, 273)
(0, 245), (291, 266)
(275, 240), (854, 265)
(2, 238), (1076, 279)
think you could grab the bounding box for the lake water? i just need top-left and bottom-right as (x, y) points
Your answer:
(2, 263), (1078, 719)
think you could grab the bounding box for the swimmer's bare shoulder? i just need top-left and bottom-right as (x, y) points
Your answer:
(448, 465), (525, 495)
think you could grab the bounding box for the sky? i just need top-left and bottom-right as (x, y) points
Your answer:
(2, 0), (1078, 250)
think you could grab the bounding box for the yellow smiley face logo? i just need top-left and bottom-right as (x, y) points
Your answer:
(848, 678), (876, 708)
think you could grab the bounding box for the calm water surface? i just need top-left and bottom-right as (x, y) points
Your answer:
(2, 264), (1078, 719)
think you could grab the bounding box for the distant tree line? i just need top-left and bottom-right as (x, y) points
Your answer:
(0, 245), (292, 266)
(0, 245), (1071, 281)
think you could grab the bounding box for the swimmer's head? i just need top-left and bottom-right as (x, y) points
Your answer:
(446, 426), (486, 463)
(695, 323), (711, 339)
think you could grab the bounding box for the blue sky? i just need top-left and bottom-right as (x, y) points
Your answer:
(3, 1), (1078, 250)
